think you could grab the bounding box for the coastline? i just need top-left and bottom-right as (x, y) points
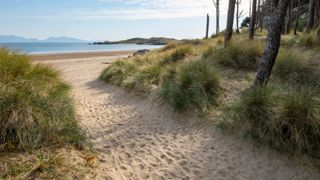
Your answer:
(30, 50), (135, 61)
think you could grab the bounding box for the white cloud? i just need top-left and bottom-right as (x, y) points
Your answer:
(91, 0), (252, 20)
(2, 0), (251, 21)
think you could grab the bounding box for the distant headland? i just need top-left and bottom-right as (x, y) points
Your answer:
(92, 37), (177, 45)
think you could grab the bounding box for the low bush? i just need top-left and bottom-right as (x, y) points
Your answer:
(273, 48), (319, 86)
(160, 60), (220, 113)
(221, 85), (320, 159)
(212, 40), (263, 70)
(0, 48), (85, 151)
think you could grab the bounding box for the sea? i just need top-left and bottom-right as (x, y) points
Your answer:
(0, 42), (162, 55)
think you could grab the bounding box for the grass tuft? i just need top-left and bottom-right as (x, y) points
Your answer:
(0, 48), (85, 151)
(160, 60), (220, 113)
(221, 85), (320, 158)
(166, 45), (193, 62)
(210, 40), (263, 70)
(273, 48), (320, 86)
(299, 28), (320, 48)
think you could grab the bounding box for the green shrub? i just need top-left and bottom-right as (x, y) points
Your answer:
(274, 48), (319, 86)
(0, 49), (85, 151)
(213, 40), (263, 70)
(221, 85), (320, 158)
(160, 60), (220, 113)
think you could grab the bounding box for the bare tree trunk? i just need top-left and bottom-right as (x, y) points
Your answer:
(206, 14), (210, 39)
(249, 0), (257, 39)
(294, 0), (300, 35)
(315, 0), (320, 27)
(254, 0), (290, 86)
(225, 0), (236, 45)
(260, 0), (264, 32)
(236, 0), (241, 34)
(213, 0), (220, 35)
(249, 0), (252, 18)
(307, 0), (315, 32)
(285, 0), (292, 34)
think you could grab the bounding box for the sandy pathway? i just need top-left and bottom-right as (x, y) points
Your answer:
(40, 56), (320, 180)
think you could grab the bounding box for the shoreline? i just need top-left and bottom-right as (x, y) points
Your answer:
(30, 50), (135, 61)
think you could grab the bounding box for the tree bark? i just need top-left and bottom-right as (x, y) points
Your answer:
(236, 0), (241, 34)
(249, 0), (257, 39)
(315, 0), (320, 27)
(285, 0), (292, 34)
(206, 14), (210, 39)
(307, 0), (315, 32)
(254, 0), (290, 86)
(213, 0), (220, 35)
(294, 0), (300, 35)
(225, 0), (236, 45)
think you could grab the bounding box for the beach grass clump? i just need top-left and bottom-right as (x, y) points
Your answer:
(220, 85), (320, 158)
(202, 46), (216, 59)
(212, 40), (263, 70)
(128, 64), (162, 92)
(273, 48), (320, 86)
(161, 41), (179, 52)
(165, 45), (193, 63)
(0, 48), (85, 151)
(299, 28), (320, 48)
(160, 60), (220, 113)
(100, 60), (138, 86)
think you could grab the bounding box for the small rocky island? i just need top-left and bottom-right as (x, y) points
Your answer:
(92, 37), (176, 45)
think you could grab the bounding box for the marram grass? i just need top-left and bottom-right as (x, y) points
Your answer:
(0, 48), (85, 151)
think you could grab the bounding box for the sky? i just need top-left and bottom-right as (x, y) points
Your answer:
(0, 0), (251, 41)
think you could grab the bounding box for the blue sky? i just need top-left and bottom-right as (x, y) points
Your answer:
(0, 0), (250, 41)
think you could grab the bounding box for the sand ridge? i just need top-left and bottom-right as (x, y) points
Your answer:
(38, 54), (320, 180)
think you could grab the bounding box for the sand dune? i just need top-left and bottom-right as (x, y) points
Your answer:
(37, 53), (320, 180)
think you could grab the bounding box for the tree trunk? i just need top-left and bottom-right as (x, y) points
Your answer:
(217, 0), (220, 34)
(249, 0), (257, 39)
(285, 0), (292, 34)
(254, 0), (290, 86)
(258, 0), (262, 31)
(225, 0), (236, 45)
(249, 0), (252, 18)
(315, 0), (320, 27)
(294, 0), (300, 35)
(236, 1), (240, 34)
(206, 14), (210, 39)
(214, 0), (220, 35)
(307, 0), (315, 32)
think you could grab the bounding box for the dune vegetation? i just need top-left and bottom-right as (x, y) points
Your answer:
(0, 48), (91, 178)
(101, 29), (320, 160)
(0, 48), (85, 151)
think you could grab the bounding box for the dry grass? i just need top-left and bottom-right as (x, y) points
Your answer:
(0, 146), (96, 179)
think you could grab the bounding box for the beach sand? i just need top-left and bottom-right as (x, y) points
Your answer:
(30, 50), (135, 61)
(35, 51), (320, 180)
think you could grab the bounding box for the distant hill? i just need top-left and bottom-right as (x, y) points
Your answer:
(43, 36), (86, 43)
(0, 35), (87, 43)
(93, 37), (177, 45)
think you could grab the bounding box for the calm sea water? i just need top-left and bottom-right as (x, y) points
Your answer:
(0, 43), (162, 54)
